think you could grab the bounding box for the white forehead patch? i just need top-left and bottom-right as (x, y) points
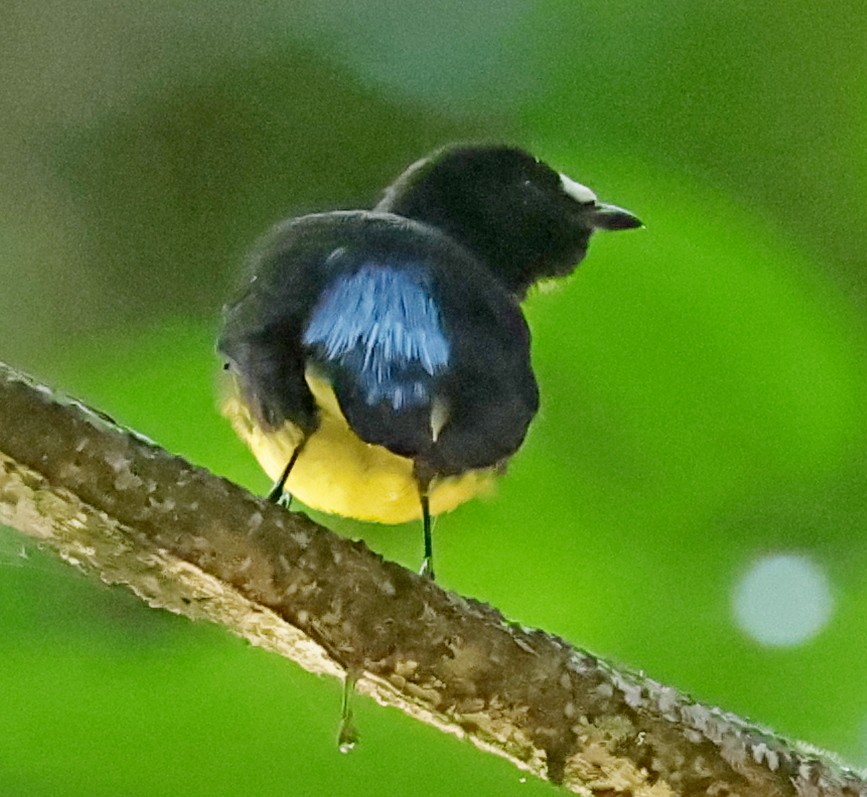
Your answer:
(559, 173), (597, 204)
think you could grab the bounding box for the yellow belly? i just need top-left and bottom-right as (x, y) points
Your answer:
(221, 372), (495, 524)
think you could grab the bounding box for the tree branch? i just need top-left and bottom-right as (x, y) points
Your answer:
(0, 360), (863, 796)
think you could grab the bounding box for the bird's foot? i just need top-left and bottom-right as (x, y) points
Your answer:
(419, 557), (435, 581)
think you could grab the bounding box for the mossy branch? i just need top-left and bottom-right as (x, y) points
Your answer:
(0, 361), (863, 796)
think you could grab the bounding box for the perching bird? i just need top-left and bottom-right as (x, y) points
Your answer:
(218, 144), (641, 579)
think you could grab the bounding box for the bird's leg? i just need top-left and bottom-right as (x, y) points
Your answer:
(415, 467), (435, 579)
(419, 491), (434, 580)
(266, 442), (305, 507)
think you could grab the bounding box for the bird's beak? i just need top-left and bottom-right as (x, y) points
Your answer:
(587, 202), (643, 231)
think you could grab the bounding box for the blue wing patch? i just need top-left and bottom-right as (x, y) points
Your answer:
(302, 263), (450, 409)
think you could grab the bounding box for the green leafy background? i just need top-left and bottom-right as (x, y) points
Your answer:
(1, 3), (865, 795)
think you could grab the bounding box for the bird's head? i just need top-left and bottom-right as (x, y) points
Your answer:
(376, 144), (642, 298)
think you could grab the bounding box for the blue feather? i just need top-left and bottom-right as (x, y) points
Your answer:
(303, 263), (450, 409)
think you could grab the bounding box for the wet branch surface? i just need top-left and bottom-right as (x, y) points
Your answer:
(0, 361), (864, 797)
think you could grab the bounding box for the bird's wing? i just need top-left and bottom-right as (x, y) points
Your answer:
(302, 261), (450, 458)
(303, 255), (540, 473)
(217, 219), (326, 435)
(419, 271), (540, 476)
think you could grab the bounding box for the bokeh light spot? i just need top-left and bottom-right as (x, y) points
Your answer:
(732, 553), (834, 646)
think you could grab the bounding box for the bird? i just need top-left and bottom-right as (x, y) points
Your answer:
(218, 144), (641, 579)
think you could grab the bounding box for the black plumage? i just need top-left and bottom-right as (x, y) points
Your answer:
(218, 144), (641, 577)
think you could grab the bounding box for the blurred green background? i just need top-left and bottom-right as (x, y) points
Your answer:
(1, 2), (866, 795)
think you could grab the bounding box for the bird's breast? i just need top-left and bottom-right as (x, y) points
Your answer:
(222, 371), (495, 523)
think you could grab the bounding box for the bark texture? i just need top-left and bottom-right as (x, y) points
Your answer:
(0, 361), (864, 796)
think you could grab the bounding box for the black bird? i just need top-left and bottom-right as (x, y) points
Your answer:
(218, 144), (641, 578)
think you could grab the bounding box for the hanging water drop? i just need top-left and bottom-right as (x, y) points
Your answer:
(337, 671), (360, 754)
